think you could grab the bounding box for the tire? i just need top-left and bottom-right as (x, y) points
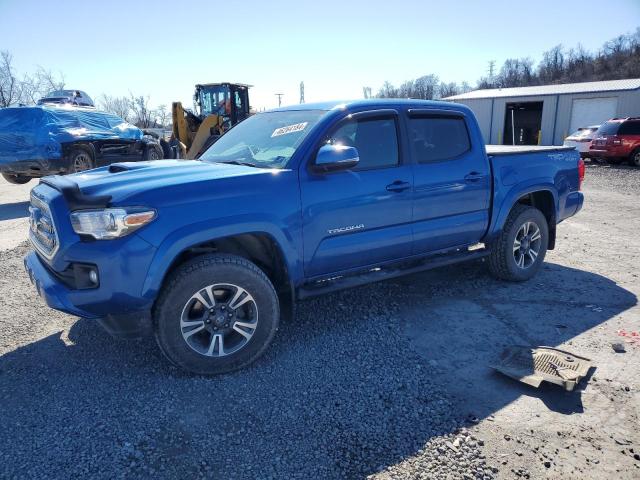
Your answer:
(143, 144), (163, 161)
(2, 173), (31, 184)
(160, 138), (174, 159)
(68, 147), (95, 173)
(488, 204), (548, 282)
(154, 254), (280, 375)
(629, 148), (640, 167)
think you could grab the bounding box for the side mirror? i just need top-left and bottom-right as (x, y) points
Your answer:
(312, 144), (359, 173)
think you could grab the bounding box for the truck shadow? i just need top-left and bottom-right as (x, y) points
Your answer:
(395, 260), (635, 421)
(0, 201), (29, 221)
(0, 261), (635, 478)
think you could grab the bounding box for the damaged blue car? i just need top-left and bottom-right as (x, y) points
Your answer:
(0, 105), (163, 184)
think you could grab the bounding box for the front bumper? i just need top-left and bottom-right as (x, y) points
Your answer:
(24, 228), (158, 320)
(24, 250), (94, 317)
(24, 251), (152, 338)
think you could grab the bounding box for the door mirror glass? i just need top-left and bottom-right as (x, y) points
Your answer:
(313, 144), (359, 173)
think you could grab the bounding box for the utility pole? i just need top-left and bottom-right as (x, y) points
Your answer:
(488, 60), (496, 85)
(299, 82), (305, 104)
(275, 93), (283, 107)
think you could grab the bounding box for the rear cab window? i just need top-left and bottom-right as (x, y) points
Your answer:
(407, 113), (471, 163)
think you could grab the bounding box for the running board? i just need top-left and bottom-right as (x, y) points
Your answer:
(297, 248), (489, 300)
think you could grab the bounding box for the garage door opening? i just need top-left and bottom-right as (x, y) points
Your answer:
(503, 102), (543, 145)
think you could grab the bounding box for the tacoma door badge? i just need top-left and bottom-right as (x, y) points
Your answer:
(327, 224), (365, 235)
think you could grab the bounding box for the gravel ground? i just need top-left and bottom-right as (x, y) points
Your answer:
(0, 163), (638, 479)
(0, 180), (30, 251)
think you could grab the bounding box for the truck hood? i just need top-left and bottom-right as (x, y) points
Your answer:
(68, 160), (270, 204)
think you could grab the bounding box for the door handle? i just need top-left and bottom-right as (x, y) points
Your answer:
(464, 172), (486, 183)
(386, 180), (412, 192)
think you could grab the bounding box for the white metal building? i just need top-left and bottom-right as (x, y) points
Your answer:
(444, 79), (640, 146)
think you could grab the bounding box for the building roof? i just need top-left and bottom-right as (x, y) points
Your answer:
(445, 78), (640, 101)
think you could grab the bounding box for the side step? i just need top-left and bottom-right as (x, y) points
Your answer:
(297, 248), (488, 300)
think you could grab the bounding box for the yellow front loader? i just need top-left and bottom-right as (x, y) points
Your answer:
(170, 82), (251, 159)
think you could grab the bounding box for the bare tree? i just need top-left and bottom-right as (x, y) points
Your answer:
(459, 81), (473, 93)
(20, 66), (66, 105)
(99, 94), (131, 121)
(154, 104), (169, 128)
(413, 75), (439, 99)
(497, 57), (535, 88)
(377, 81), (398, 98)
(538, 44), (565, 83)
(129, 94), (153, 128)
(0, 51), (21, 107)
(398, 80), (415, 98)
(438, 82), (459, 98)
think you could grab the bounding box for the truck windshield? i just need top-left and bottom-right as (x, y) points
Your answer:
(199, 110), (326, 168)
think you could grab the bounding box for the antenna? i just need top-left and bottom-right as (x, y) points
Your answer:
(299, 81), (305, 104)
(275, 93), (284, 107)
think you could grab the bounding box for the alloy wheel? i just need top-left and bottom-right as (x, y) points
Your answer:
(513, 221), (542, 269)
(180, 283), (258, 357)
(72, 152), (92, 172)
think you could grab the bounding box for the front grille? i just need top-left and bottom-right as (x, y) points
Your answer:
(29, 192), (59, 260)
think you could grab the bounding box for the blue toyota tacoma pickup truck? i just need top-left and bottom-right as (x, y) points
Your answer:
(24, 100), (585, 375)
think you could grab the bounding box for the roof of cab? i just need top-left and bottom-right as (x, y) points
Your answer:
(267, 98), (466, 112)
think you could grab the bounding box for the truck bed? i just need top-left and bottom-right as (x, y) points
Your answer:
(486, 145), (575, 156)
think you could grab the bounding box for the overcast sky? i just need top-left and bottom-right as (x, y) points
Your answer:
(1, 0), (638, 111)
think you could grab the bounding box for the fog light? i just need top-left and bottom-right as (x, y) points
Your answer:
(71, 263), (100, 289)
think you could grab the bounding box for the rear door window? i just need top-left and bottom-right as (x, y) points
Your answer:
(408, 116), (471, 163)
(619, 121), (640, 135)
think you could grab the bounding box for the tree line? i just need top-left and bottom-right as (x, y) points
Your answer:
(0, 51), (169, 128)
(376, 28), (640, 99)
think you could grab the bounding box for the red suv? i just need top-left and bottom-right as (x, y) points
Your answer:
(590, 118), (640, 167)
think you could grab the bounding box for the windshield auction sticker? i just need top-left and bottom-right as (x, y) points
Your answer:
(271, 122), (308, 137)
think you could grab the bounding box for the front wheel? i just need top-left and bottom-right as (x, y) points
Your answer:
(2, 173), (31, 184)
(629, 149), (640, 167)
(488, 204), (548, 282)
(154, 254), (279, 375)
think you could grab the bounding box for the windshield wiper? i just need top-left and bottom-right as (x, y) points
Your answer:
(215, 160), (260, 168)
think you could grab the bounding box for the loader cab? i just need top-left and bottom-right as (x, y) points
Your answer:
(194, 82), (251, 129)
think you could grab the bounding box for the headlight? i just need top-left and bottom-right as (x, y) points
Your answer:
(70, 207), (156, 240)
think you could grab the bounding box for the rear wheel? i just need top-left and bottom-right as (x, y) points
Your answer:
(154, 254), (279, 375)
(69, 148), (95, 173)
(2, 173), (31, 184)
(629, 149), (640, 167)
(488, 204), (548, 282)
(144, 144), (163, 161)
